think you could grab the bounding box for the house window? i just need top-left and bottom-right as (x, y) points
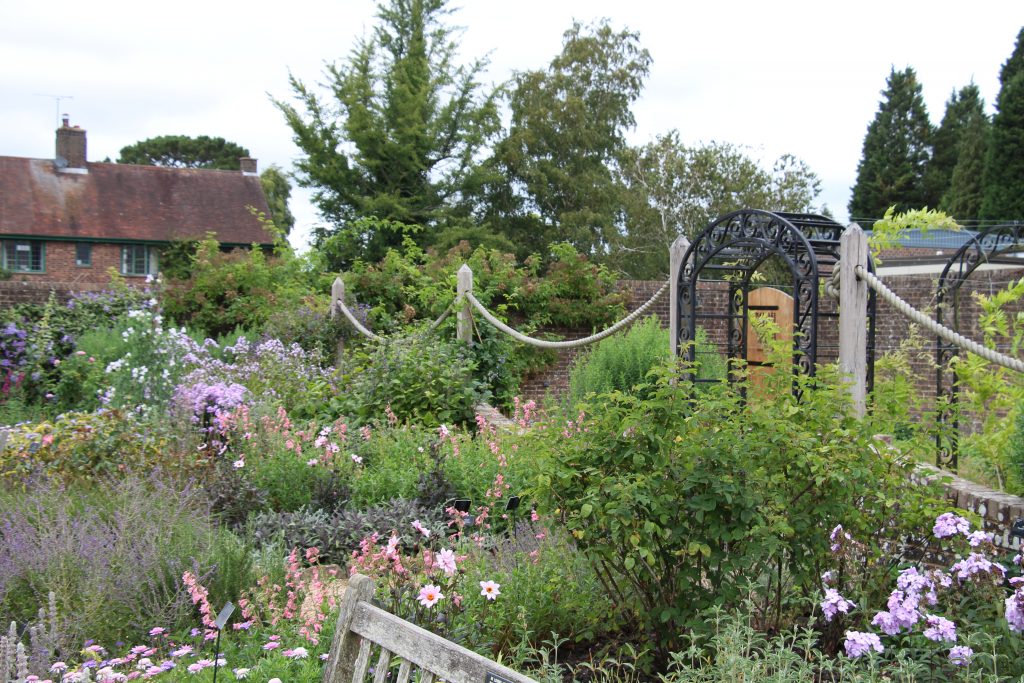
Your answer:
(2, 240), (45, 272)
(121, 245), (158, 276)
(75, 243), (92, 267)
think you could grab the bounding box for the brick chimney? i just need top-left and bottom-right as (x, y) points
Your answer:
(55, 115), (87, 172)
(239, 157), (258, 175)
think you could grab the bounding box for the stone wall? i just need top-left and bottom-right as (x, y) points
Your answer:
(0, 278), (109, 308)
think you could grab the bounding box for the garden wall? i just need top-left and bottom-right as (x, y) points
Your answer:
(0, 279), (108, 307)
(519, 268), (1024, 406)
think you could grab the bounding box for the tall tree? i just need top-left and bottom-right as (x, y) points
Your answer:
(849, 67), (934, 220)
(981, 27), (1024, 221)
(488, 20), (652, 260)
(276, 0), (501, 269)
(944, 106), (989, 219)
(926, 84), (987, 208)
(617, 133), (821, 277)
(259, 165), (296, 237)
(117, 135), (250, 169)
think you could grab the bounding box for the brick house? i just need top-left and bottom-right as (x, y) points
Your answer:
(0, 118), (274, 290)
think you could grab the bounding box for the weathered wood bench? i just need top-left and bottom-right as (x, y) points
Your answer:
(323, 574), (539, 683)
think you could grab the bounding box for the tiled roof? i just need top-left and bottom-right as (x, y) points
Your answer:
(0, 157), (274, 246)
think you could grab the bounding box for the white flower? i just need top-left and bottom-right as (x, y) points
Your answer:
(232, 459), (245, 469)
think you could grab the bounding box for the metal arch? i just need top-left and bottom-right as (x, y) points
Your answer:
(677, 210), (820, 392)
(934, 222), (1024, 470)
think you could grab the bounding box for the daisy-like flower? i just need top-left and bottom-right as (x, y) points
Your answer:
(479, 580), (501, 600)
(170, 646), (193, 657)
(233, 669), (250, 680)
(283, 647), (309, 659)
(148, 627), (166, 637)
(418, 584), (443, 608)
(50, 663), (68, 674)
(232, 459), (245, 469)
(262, 641), (281, 650)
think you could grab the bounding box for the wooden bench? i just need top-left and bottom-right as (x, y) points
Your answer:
(323, 574), (539, 683)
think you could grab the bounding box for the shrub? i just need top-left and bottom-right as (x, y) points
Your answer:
(249, 500), (446, 566)
(333, 333), (487, 427)
(531, 360), (947, 656)
(0, 473), (235, 654)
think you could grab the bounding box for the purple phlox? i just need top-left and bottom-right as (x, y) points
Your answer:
(830, 524), (852, 553)
(820, 588), (856, 622)
(821, 570), (835, 585)
(923, 614), (957, 643)
(1006, 586), (1024, 632)
(871, 589), (921, 635)
(950, 553), (1006, 582)
(949, 646), (974, 666)
(933, 512), (971, 539)
(844, 631), (884, 658)
(967, 530), (993, 547)
(896, 567), (938, 605)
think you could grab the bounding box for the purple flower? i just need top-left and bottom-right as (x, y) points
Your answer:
(844, 631), (883, 658)
(967, 530), (993, 547)
(923, 614), (957, 643)
(951, 553), (1005, 582)
(949, 646), (973, 666)
(933, 513), (970, 538)
(1006, 589), (1024, 633)
(820, 588), (856, 622)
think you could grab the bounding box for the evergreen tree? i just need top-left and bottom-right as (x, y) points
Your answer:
(259, 165), (296, 237)
(926, 84), (986, 208)
(944, 107), (989, 219)
(849, 67), (934, 220)
(275, 0), (501, 269)
(488, 20), (651, 260)
(117, 135), (250, 169)
(981, 27), (1024, 221)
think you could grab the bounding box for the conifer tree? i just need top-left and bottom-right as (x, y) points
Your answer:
(981, 27), (1024, 221)
(926, 84), (986, 209)
(944, 108), (989, 220)
(849, 67), (934, 221)
(276, 0), (500, 268)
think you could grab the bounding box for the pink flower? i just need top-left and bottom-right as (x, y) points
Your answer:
(417, 584), (443, 608)
(233, 459), (245, 469)
(148, 627), (166, 637)
(283, 647), (309, 659)
(412, 520), (431, 538)
(351, 453), (363, 464)
(262, 641), (280, 650)
(437, 548), (457, 575)
(479, 580), (501, 600)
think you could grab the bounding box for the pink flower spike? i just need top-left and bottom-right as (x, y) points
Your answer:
(417, 584), (443, 608)
(480, 580), (501, 600)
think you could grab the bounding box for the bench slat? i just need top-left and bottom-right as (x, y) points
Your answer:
(395, 659), (412, 683)
(352, 637), (373, 683)
(420, 671), (435, 683)
(349, 602), (536, 683)
(372, 648), (393, 683)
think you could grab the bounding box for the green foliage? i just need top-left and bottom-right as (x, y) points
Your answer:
(849, 67), (934, 220)
(981, 27), (1024, 221)
(159, 238), (201, 280)
(927, 84), (989, 214)
(1, 410), (180, 482)
(953, 277), (1024, 492)
(530, 360), (946, 656)
(259, 164), (296, 236)
(489, 20), (651, 260)
(867, 206), (960, 265)
(117, 135), (250, 169)
(617, 134), (821, 277)
(161, 238), (316, 338)
(276, 0), (501, 268)
(944, 97), (990, 219)
(333, 333), (486, 427)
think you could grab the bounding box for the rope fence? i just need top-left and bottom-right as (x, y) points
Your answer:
(853, 265), (1024, 374)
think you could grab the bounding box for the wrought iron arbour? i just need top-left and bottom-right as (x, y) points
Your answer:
(935, 221), (1024, 469)
(675, 209), (877, 391)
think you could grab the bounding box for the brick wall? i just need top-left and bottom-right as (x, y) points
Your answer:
(519, 268), (1024, 405)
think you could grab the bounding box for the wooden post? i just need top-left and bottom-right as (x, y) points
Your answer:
(669, 236), (690, 357)
(323, 574), (376, 683)
(457, 264), (473, 345)
(331, 277), (345, 366)
(839, 223), (868, 417)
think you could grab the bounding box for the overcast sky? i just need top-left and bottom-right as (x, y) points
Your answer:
(2, 1), (1022, 252)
